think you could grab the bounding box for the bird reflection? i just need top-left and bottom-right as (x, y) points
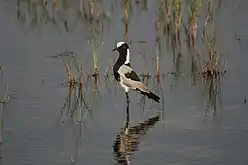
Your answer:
(113, 103), (160, 165)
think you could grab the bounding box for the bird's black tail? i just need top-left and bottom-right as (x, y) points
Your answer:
(137, 89), (160, 103)
(145, 91), (160, 103)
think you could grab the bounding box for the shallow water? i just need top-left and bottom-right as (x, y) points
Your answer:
(0, 0), (248, 165)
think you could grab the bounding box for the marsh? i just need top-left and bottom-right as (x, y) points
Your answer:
(0, 0), (248, 165)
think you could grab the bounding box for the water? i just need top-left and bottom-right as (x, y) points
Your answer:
(0, 0), (248, 165)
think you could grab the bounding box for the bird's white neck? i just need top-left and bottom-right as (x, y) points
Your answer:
(124, 49), (130, 64)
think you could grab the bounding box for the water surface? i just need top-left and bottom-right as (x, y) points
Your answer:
(0, 0), (248, 165)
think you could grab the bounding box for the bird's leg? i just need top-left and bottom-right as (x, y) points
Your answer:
(125, 92), (130, 125)
(125, 102), (130, 125)
(125, 92), (130, 104)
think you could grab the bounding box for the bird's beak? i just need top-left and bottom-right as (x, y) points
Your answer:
(112, 48), (117, 52)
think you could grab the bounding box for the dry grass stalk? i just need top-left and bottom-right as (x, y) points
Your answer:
(91, 43), (99, 77)
(64, 62), (76, 88)
(201, 34), (226, 77)
(156, 55), (160, 82)
(123, 0), (132, 41)
(173, 0), (182, 42)
(61, 58), (90, 121)
(165, 0), (172, 36)
(202, 1), (212, 39)
(188, 0), (202, 50)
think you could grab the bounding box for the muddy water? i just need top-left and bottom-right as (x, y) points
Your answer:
(0, 0), (248, 165)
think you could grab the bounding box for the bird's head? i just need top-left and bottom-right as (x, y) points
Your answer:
(112, 41), (130, 64)
(112, 41), (129, 53)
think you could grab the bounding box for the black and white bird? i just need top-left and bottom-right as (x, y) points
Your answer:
(112, 41), (160, 104)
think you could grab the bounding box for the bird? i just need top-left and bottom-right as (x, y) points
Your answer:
(112, 41), (160, 104)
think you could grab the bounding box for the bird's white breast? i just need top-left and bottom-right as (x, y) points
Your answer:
(120, 77), (130, 92)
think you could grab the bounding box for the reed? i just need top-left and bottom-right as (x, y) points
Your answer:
(0, 81), (10, 144)
(201, 32), (225, 77)
(202, 1), (213, 40)
(91, 40), (99, 77)
(187, 0), (202, 50)
(16, 0), (228, 116)
(155, 0), (167, 81)
(62, 60), (90, 122)
(135, 0), (148, 11)
(123, 0), (132, 41)
(172, 0), (182, 43)
(0, 64), (3, 76)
